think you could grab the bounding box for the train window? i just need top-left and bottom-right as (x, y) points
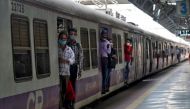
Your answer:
(33, 19), (50, 78)
(112, 33), (118, 63)
(11, 14), (32, 81)
(80, 28), (90, 70)
(118, 34), (122, 63)
(90, 29), (98, 68)
(57, 17), (72, 33)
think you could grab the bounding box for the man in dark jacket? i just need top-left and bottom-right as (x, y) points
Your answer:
(67, 28), (83, 108)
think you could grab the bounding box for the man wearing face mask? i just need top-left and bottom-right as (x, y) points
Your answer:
(58, 30), (75, 109)
(67, 28), (83, 107)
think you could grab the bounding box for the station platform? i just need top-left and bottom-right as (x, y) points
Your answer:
(83, 61), (190, 109)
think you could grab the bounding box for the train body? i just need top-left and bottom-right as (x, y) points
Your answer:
(0, 0), (189, 109)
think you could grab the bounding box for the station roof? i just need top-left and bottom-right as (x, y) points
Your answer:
(76, 0), (189, 35)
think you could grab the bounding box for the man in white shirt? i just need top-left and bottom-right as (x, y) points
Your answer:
(58, 30), (75, 109)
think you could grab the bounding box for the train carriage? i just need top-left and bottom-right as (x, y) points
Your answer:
(0, 0), (189, 109)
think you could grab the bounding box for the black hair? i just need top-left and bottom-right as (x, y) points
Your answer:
(68, 28), (77, 33)
(58, 30), (68, 39)
(101, 29), (108, 36)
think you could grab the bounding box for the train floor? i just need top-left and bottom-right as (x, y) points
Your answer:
(81, 61), (190, 109)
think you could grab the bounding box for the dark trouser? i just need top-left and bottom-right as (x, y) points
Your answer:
(101, 57), (108, 92)
(70, 64), (78, 92)
(171, 54), (174, 63)
(124, 61), (130, 81)
(177, 54), (180, 62)
(60, 75), (69, 109)
(107, 68), (112, 90)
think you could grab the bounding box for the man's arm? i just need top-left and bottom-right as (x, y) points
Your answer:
(78, 43), (83, 78)
(68, 47), (75, 65)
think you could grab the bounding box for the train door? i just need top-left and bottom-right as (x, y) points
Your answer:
(158, 42), (163, 70)
(56, 17), (73, 109)
(142, 37), (147, 76)
(163, 42), (166, 68)
(156, 41), (159, 70)
(133, 35), (138, 81)
(124, 32), (135, 83)
(134, 35), (143, 80)
(166, 43), (169, 67)
(149, 39), (153, 73)
(144, 38), (151, 76)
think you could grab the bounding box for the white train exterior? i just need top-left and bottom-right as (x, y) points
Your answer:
(0, 0), (190, 109)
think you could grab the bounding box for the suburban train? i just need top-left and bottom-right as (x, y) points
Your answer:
(0, 0), (190, 109)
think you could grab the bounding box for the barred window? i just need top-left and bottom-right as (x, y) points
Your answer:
(90, 29), (98, 68)
(33, 19), (50, 77)
(117, 34), (122, 63)
(124, 33), (128, 43)
(80, 28), (90, 70)
(11, 15), (32, 81)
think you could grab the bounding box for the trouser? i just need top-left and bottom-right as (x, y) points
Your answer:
(101, 57), (108, 91)
(106, 68), (112, 90)
(171, 54), (174, 63)
(124, 61), (130, 81)
(59, 75), (70, 109)
(70, 64), (78, 92)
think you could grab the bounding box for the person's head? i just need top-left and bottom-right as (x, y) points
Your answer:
(126, 39), (131, 45)
(69, 28), (77, 40)
(58, 30), (68, 47)
(101, 29), (108, 39)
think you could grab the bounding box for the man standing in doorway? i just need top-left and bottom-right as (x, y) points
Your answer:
(124, 39), (133, 85)
(58, 30), (75, 109)
(67, 28), (83, 107)
(100, 29), (111, 94)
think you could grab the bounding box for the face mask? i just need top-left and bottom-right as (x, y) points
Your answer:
(70, 35), (75, 40)
(58, 39), (67, 46)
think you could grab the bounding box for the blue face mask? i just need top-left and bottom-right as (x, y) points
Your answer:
(58, 39), (67, 46)
(70, 35), (75, 40)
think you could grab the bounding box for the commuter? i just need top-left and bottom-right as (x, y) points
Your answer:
(100, 29), (111, 94)
(165, 47), (169, 65)
(67, 28), (83, 108)
(67, 28), (83, 91)
(176, 46), (180, 62)
(107, 38), (117, 92)
(58, 31), (75, 109)
(171, 46), (174, 63)
(124, 39), (133, 85)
